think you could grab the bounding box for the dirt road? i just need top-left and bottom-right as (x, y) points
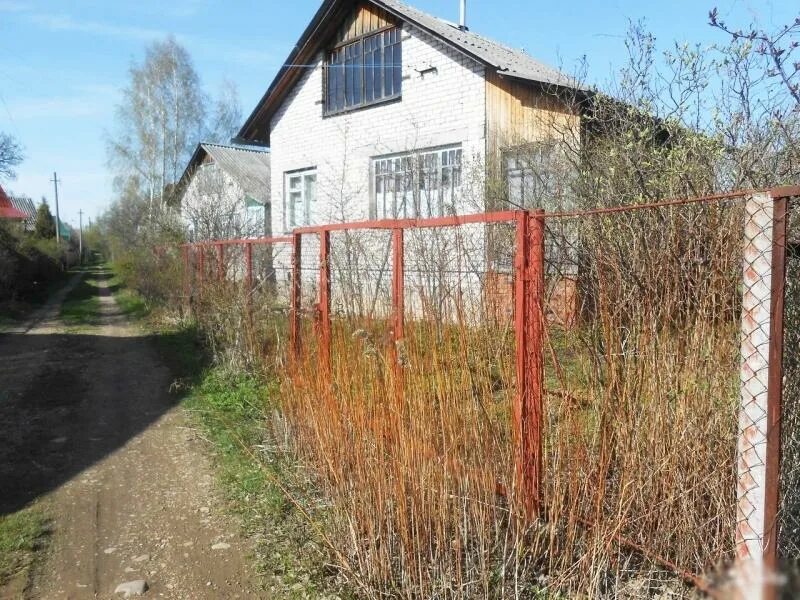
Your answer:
(0, 269), (262, 599)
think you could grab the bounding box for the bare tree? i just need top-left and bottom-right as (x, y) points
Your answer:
(0, 132), (23, 180)
(205, 79), (243, 144)
(107, 36), (206, 218)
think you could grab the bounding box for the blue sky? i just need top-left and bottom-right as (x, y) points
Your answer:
(0, 0), (795, 227)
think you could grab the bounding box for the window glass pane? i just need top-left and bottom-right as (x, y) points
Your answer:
(304, 174), (316, 224)
(304, 174), (317, 202)
(373, 37), (383, 100)
(289, 176), (301, 190)
(383, 43), (394, 97)
(393, 37), (402, 95)
(364, 41), (374, 103)
(289, 191), (302, 226)
(345, 44), (354, 107)
(352, 42), (362, 105)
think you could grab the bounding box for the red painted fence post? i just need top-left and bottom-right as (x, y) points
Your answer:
(513, 209), (545, 520)
(290, 233), (302, 366)
(182, 246), (190, 304)
(319, 229), (331, 374)
(198, 246), (205, 285)
(245, 242), (253, 290)
(216, 243), (225, 281)
(391, 228), (405, 388)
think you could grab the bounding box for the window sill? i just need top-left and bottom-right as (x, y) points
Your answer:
(322, 94), (401, 118)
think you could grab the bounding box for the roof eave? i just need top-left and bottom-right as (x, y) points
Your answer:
(177, 143), (210, 196)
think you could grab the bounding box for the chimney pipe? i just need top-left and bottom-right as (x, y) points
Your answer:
(459, 0), (466, 30)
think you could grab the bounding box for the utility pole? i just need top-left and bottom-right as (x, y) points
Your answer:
(78, 209), (84, 265)
(51, 172), (61, 245)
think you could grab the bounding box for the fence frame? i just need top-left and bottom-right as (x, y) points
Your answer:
(178, 186), (800, 596)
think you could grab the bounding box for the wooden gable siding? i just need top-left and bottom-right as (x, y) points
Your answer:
(485, 71), (580, 154)
(336, 2), (395, 44)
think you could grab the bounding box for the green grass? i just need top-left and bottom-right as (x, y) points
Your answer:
(181, 366), (345, 598)
(60, 272), (102, 329)
(0, 506), (49, 586)
(107, 272), (150, 320)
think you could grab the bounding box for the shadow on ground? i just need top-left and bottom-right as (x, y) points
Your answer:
(0, 325), (199, 516)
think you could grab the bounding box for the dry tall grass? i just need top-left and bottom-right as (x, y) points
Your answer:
(181, 200), (750, 598)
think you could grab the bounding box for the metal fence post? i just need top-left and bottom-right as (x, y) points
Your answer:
(245, 242), (253, 290)
(217, 243), (225, 281)
(764, 191), (789, 590)
(513, 209), (545, 520)
(319, 229), (331, 374)
(290, 233), (302, 365)
(391, 227), (405, 389)
(182, 246), (190, 304)
(198, 245), (205, 285)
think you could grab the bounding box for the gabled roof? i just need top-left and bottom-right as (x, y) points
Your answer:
(179, 142), (271, 204)
(0, 184), (27, 220)
(238, 0), (583, 144)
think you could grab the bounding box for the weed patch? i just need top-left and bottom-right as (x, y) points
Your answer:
(0, 505), (49, 586)
(180, 368), (347, 598)
(60, 273), (101, 328)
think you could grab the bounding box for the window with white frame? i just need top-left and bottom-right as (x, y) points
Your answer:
(285, 169), (317, 230)
(373, 146), (462, 219)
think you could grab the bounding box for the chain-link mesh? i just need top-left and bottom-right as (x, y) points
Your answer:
(539, 199), (749, 595)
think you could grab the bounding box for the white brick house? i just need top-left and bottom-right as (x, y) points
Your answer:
(237, 0), (584, 237)
(235, 0), (585, 317)
(178, 143), (271, 241)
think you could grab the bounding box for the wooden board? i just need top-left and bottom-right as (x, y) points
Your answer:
(485, 71), (580, 155)
(336, 2), (395, 44)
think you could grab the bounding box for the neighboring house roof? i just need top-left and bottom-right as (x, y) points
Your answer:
(238, 0), (584, 144)
(0, 184), (27, 219)
(9, 195), (36, 227)
(57, 218), (71, 240)
(179, 142), (271, 204)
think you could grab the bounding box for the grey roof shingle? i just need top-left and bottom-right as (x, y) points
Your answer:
(9, 194), (36, 227)
(377, 0), (581, 89)
(197, 143), (271, 204)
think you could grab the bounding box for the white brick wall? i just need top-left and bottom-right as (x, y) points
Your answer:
(269, 23), (487, 236)
(182, 165), (267, 240)
(267, 24), (489, 309)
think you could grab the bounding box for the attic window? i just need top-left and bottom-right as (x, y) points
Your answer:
(325, 26), (402, 114)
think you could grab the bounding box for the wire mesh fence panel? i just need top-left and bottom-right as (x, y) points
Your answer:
(779, 198), (800, 576)
(539, 200), (748, 595)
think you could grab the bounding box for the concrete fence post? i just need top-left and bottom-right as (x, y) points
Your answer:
(735, 191), (789, 598)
